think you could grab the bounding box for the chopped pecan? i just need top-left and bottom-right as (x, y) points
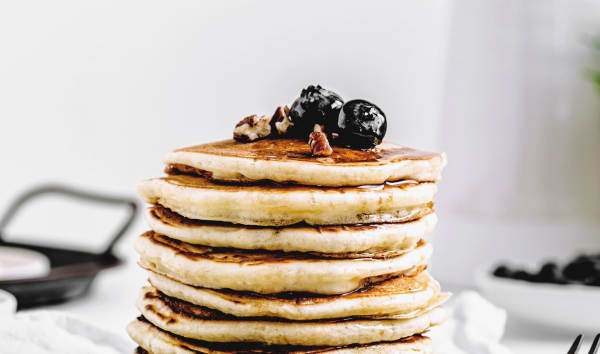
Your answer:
(308, 126), (333, 157)
(271, 105), (292, 136)
(233, 114), (272, 142)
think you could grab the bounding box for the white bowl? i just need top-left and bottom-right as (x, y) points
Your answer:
(475, 264), (600, 331)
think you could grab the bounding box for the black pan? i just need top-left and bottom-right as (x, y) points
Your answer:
(0, 185), (137, 309)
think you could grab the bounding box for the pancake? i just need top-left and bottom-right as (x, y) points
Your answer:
(137, 175), (437, 226)
(128, 318), (434, 353)
(147, 270), (449, 320)
(145, 205), (437, 253)
(164, 138), (446, 186)
(136, 286), (447, 346)
(135, 231), (432, 295)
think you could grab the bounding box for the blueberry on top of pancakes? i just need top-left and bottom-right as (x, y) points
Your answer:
(289, 85), (344, 139)
(336, 99), (387, 150)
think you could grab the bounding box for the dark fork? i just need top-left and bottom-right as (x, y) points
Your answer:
(568, 334), (600, 354)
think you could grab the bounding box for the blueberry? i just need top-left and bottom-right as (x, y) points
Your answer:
(562, 257), (599, 283)
(288, 85), (344, 139)
(336, 99), (387, 149)
(536, 262), (562, 284)
(492, 265), (512, 278)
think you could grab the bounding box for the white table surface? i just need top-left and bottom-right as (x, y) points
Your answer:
(25, 247), (591, 354)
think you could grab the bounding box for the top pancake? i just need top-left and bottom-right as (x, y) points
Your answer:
(165, 139), (446, 186)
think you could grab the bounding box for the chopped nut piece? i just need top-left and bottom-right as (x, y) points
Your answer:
(272, 105), (293, 136)
(233, 115), (272, 142)
(308, 130), (333, 157)
(313, 124), (325, 133)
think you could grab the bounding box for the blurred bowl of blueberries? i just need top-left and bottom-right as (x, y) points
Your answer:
(475, 253), (600, 331)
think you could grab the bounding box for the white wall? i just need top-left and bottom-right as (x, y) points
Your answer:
(0, 1), (452, 257)
(433, 0), (600, 286)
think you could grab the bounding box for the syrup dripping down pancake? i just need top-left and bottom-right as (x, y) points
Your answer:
(165, 138), (446, 187)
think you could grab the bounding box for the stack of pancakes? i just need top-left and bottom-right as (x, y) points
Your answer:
(128, 138), (448, 353)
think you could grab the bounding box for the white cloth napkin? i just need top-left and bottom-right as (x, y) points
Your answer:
(431, 291), (512, 354)
(0, 310), (132, 354)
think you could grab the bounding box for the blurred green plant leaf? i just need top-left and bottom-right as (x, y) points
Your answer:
(593, 37), (600, 95)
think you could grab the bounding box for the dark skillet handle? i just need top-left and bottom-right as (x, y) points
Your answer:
(0, 184), (138, 257)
